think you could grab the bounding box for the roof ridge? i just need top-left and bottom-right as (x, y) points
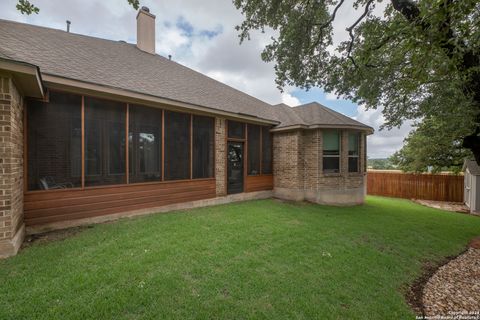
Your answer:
(0, 18), (131, 46)
(303, 101), (366, 126)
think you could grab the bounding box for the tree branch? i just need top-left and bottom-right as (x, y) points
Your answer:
(309, 0), (345, 52)
(345, 0), (374, 68)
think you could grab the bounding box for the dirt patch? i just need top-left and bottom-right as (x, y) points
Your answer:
(413, 199), (471, 214)
(22, 225), (93, 249)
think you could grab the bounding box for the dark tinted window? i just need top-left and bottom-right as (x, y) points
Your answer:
(323, 131), (340, 173)
(164, 111), (190, 180)
(85, 97), (126, 186)
(261, 126), (272, 174)
(192, 115), (214, 179)
(27, 91), (81, 190)
(228, 121), (245, 139)
(247, 124), (261, 175)
(129, 105), (162, 183)
(348, 132), (360, 173)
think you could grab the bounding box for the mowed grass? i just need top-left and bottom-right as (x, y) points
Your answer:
(1, 196), (480, 319)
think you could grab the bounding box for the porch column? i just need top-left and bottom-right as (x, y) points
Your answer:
(215, 117), (227, 196)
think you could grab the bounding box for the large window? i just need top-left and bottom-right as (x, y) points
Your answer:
(129, 105), (162, 183)
(27, 91), (81, 190)
(261, 126), (273, 174)
(192, 115), (214, 179)
(85, 97), (126, 186)
(348, 132), (360, 173)
(247, 124), (261, 175)
(323, 131), (340, 173)
(164, 111), (190, 180)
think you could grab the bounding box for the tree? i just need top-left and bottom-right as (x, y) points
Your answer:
(390, 115), (471, 173)
(234, 0), (480, 162)
(16, 0), (140, 15)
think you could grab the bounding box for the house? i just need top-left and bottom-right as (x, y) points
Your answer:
(463, 160), (480, 214)
(0, 7), (373, 258)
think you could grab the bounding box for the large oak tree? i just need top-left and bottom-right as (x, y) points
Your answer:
(234, 0), (480, 162)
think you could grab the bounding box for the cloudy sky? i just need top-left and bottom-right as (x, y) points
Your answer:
(0, 0), (412, 158)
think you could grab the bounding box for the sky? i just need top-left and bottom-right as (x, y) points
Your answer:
(0, 0), (413, 158)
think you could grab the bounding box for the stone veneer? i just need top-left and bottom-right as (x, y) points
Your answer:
(215, 117), (226, 196)
(0, 76), (25, 258)
(273, 128), (367, 205)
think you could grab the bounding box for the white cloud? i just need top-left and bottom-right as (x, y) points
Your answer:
(0, 0), (410, 157)
(354, 106), (413, 158)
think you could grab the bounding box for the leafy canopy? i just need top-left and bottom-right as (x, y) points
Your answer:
(234, 0), (480, 160)
(390, 115), (471, 173)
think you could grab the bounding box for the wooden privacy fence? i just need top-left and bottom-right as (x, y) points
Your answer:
(367, 171), (464, 202)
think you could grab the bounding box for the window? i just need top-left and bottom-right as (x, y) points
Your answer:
(129, 105), (162, 183)
(261, 126), (272, 174)
(192, 115), (214, 178)
(228, 121), (245, 139)
(323, 131), (340, 173)
(85, 97), (126, 186)
(348, 132), (360, 173)
(27, 91), (82, 190)
(247, 124), (261, 175)
(164, 111), (190, 180)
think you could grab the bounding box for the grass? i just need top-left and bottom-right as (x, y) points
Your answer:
(1, 196), (480, 319)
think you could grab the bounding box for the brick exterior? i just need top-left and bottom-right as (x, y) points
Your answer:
(273, 128), (367, 205)
(215, 117), (226, 196)
(0, 76), (25, 258)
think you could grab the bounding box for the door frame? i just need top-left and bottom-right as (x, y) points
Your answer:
(227, 141), (245, 194)
(225, 121), (248, 195)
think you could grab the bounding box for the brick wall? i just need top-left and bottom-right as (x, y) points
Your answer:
(0, 76), (25, 258)
(273, 128), (367, 205)
(273, 131), (304, 190)
(215, 117), (226, 196)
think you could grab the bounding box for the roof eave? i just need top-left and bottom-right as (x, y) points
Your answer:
(42, 73), (280, 125)
(0, 58), (45, 98)
(271, 123), (374, 134)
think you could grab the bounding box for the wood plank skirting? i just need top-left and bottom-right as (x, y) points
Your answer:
(24, 179), (216, 226)
(245, 175), (273, 193)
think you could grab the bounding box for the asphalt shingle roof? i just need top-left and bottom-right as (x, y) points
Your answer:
(0, 19), (372, 131)
(274, 102), (372, 130)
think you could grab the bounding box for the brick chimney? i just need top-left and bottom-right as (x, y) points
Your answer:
(136, 6), (156, 54)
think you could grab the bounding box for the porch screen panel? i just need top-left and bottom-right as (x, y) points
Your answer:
(192, 115), (214, 179)
(247, 124), (260, 175)
(27, 91), (81, 190)
(228, 120), (245, 139)
(129, 105), (162, 183)
(85, 97), (126, 186)
(164, 111), (190, 180)
(261, 126), (273, 174)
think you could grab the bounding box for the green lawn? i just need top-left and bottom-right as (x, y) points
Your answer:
(1, 196), (479, 319)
